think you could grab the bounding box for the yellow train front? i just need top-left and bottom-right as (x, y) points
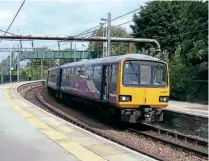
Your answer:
(116, 55), (169, 123)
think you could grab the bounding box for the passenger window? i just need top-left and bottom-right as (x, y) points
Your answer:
(80, 67), (86, 79)
(67, 68), (71, 79)
(111, 64), (118, 83)
(63, 69), (67, 80)
(62, 69), (65, 80)
(72, 68), (76, 79)
(87, 67), (93, 80)
(93, 66), (101, 80)
(76, 67), (80, 79)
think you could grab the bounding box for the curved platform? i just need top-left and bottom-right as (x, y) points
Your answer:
(0, 81), (155, 161)
(167, 100), (208, 117)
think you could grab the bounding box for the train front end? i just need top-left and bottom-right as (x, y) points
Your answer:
(117, 59), (170, 123)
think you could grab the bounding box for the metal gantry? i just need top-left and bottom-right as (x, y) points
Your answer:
(0, 35), (161, 51)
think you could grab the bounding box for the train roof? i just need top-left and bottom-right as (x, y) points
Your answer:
(48, 53), (165, 70)
(48, 66), (59, 71)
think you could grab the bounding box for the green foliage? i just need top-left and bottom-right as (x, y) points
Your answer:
(131, 1), (208, 102)
(177, 1), (208, 81)
(88, 26), (130, 56)
(59, 59), (73, 65)
(131, 1), (184, 56)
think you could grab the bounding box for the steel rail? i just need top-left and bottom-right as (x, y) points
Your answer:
(127, 127), (208, 157)
(141, 122), (208, 146)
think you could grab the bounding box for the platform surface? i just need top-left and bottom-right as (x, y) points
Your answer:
(0, 81), (156, 161)
(168, 100), (208, 117)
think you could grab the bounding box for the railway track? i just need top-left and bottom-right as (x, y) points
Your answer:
(19, 82), (208, 161)
(127, 126), (208, 157)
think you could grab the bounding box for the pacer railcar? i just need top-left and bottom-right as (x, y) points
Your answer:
(47, 53), (170, 123)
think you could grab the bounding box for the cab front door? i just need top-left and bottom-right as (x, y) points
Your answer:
(101, 65), (111, 101)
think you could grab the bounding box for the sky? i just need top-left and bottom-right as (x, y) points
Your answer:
(0, 0), (148, 62)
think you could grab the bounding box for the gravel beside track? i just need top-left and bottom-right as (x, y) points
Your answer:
(20, 84), (208, 161)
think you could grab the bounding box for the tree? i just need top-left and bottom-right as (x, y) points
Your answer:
(177, 1), (208, 80)
(88, 26), (130, 56)
(131, 1), (184, 57)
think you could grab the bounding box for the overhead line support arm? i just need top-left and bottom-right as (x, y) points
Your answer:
(0, 35), (161, 52)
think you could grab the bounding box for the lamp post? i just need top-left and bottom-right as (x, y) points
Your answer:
(82, 44), (86, 60)
(17, 29), (21, 82)
(101, 14), (111, 57)
(100, 22), (105, 57)
(9, 42), (12, 83)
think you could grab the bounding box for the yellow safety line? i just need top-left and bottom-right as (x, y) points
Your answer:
(3, 88), (107, 161)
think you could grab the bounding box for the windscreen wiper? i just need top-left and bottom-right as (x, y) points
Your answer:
(129, 61), (138, 76)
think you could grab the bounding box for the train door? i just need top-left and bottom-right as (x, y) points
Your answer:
(47, 70), (49, 86)
(101, 65), (111, 101)
(58, 68), (63, 90)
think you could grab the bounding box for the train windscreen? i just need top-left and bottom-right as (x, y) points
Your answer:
(123, 60), (167, 87)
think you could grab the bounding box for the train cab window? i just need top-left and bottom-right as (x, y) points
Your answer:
(152, 65), (167, 86)
(140, 65), (151, 85)
(86, 67), (93, 80)
(123, 60), (167, 87)
(93, 66), (101, 80)
(111, 64), (118, 83)
(123, 62), (139, 85)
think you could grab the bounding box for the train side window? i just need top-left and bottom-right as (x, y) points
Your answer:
(87, 66), (93, 80)
(76, 67), (80, 79)
(70, 68), (73, 79)
(80, 67), (86, 79)
(67, 68), (71, 79)
(66, 68), (70, 80)
(62, 69), (67, 80)
(93, 66), (101, 80)
(71, 68), (74, 79)
(111, 64), (118, 83)
(51, 70), (55, 82)
(62, 69), (65, 80)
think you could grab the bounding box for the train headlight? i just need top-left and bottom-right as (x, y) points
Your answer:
(119, 95), (132, 102)
(159, 96), (169, 102)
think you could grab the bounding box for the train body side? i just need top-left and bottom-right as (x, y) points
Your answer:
(59, 64), (118, 105)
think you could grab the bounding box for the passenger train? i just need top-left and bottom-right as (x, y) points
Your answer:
(47, 53), (170, 123)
